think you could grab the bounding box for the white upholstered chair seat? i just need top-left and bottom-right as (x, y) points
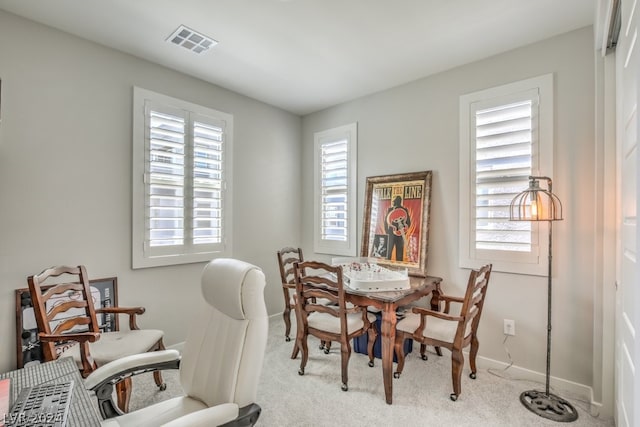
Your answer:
(308, 311), (376, 335)
(396, 313), (453, 342)
(61, 329), (164, 369)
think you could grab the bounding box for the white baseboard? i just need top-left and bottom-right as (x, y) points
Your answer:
(475, 354), (605, 417)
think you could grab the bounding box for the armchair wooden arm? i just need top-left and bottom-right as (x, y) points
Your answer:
(411, 306), (464, 322)
(97, 306), (146, 330)
(37, 331), (101, 344)
(436, 294), (464, 314)
(38, 331), (101, 376)
(410, 307), (463, 341)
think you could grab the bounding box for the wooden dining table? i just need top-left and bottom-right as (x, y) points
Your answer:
(346, 275), (442, 404)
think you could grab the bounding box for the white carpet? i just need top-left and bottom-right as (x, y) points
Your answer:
(129, 316), (614, 427)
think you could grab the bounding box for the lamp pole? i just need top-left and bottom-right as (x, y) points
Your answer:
(512, 176), (577, 422)
(545, 179), (553, 397)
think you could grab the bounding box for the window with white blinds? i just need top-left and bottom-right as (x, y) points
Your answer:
(133, 87), (233, 268)
(474, 100), (533, 252)
(314, 123), (357, 256)
(459, 74), (553, 275)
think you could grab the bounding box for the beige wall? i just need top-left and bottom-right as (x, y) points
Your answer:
(0, 10), (302, 372)
(302, 27), (603, 398)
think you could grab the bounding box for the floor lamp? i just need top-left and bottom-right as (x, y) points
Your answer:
(509, 176), (578, 423)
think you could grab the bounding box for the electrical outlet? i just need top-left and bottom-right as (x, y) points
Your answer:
(503, 319), (516, 336)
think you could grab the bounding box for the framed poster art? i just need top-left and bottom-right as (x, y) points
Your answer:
(14, 277), (119, 369)
(361, 171), (432, 277)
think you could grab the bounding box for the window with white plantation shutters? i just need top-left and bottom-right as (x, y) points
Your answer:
(459, 74), (553, 275)
(474, 100), (533, 253)
(148, 110), (186, 248)
(133, 87), (233, 268)
(320, 140), (348, 242)
(314, 123), (357, 256)
(192, 117), (224, 245)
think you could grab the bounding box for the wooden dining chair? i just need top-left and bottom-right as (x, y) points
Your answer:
(27, 265), (167, 413)
(277, 247), (332, 359)
(276, 247), (304, 343)
(393, 264), (492, 401)
(292, 260), (377, 391)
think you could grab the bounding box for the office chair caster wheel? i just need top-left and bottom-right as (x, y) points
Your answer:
(324, 348), (330, 354)
(368, 361), (374, 368)
(285, 336), (291, 342)
(341, 383), (348, 391)
(421, 354), (428, 361)
(393, 372), (401, 379)
(298, 368), (304, 375)
(469, 372), (476, 379)
(158, 383), (167, 391)
(450, 393), (458, 401)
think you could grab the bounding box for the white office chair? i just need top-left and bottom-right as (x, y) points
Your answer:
(85, 258), (269, 427)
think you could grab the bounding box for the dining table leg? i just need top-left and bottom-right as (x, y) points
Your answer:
(380, 302), (397, 404)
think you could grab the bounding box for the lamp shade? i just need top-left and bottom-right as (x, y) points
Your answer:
(509, 176), (563, 222)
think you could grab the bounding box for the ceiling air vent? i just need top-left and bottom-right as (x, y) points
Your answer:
(167, 25), (217, 54)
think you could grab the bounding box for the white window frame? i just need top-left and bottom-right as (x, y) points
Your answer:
(313, 123), (358, 256)
(459, 74), (553, 275)
(132, 87), (233, 268)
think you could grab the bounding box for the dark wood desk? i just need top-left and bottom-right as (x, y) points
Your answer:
(0, 356), (101, 426)
(347, 275), (442, 404)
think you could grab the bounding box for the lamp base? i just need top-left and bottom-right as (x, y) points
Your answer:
(520, 390), (578, 422)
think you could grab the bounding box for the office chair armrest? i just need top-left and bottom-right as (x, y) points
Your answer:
(96, 306), (146, 330)
(220, 403), (262, 427)
(38, 331), (100, 343)
(161, 403), (239, 427)
(161, 403), (262, 427)
(86, 349), (181, 419)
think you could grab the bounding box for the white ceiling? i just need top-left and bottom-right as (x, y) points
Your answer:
(0, 0), (595, 115)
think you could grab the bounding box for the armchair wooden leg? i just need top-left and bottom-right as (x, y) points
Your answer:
(366, 324), (377, 368)
(297, 333), (309, 376)
(420, 343), (428, 360)
(116, 377), (132, 413)
(450, 349), (464, 401)
(283, 299), (293, 342)
(469, 334), (479, 379)
(393, 334), (407, 378)
(153, 340), (167, 391)
(340, 341), (351, 391)
(290, 341), (300, 359)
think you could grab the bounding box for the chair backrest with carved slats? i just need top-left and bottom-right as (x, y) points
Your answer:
(293, 261), (350, 334)
(277, 247), (304, 290)
(456, 264), (492, 342)
(27, 265), (100, 362)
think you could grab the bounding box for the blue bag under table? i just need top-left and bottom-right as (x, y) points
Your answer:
(353, 311), (412, 362)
